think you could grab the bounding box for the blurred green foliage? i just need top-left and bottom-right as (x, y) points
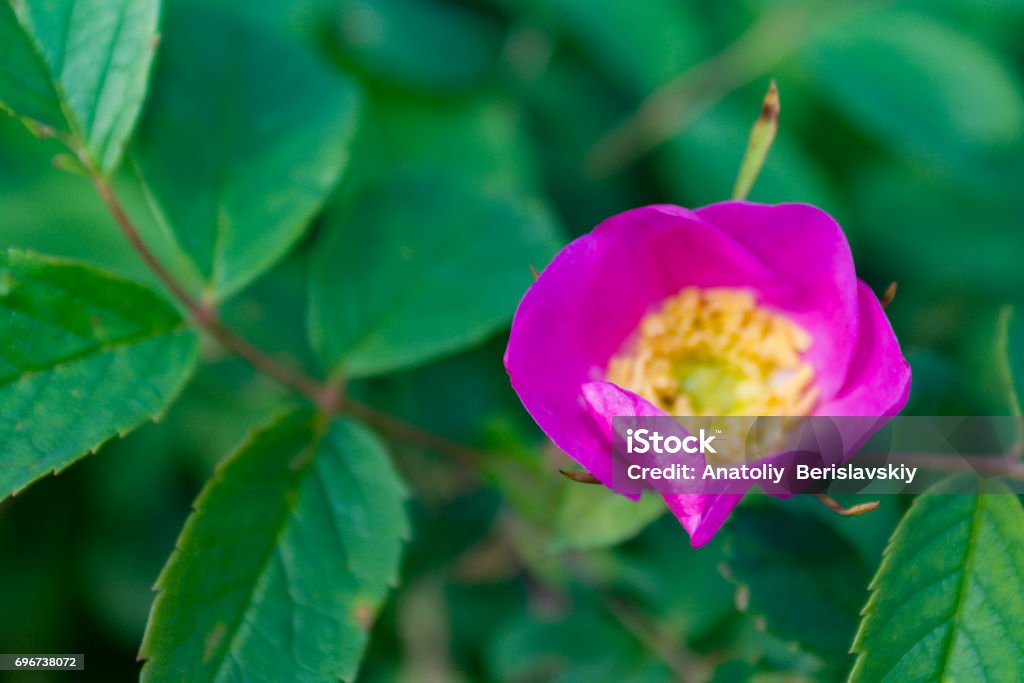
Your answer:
(1, 0), (1024, 680)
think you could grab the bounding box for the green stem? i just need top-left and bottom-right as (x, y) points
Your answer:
(92, 164), (492, 464)
(731, 80), (779, 201)
(88, 162), (496, 466)
(90, 172), (337, 410)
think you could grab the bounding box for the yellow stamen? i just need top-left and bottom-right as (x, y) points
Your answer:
(607, 287), (819, 464)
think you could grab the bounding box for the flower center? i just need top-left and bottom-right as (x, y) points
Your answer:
(607, 287), (818, 417)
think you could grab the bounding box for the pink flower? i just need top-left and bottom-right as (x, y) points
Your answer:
(504, 202), (911, 547)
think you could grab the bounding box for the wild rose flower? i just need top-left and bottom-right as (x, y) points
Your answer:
(504, 202), (911, 547)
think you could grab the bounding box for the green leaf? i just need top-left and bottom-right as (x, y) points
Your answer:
(723, 503), (871, 666)
(140, 410), (408, 683)
(807, 11), (1024, 167)
(552, 487), (664, 551)
(308, 173), (561, 378)
(344, 89), (541, 198)
(0, 0), (161, 171)
(133, 2), (362, 299)
(850, 478), (1024, 682)
(0, 248), (197, 497)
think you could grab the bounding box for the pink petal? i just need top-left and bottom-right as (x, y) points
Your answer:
(695, 202), (860, 401)
(662, 491), (745, 548)
(815, 281), (911, 417)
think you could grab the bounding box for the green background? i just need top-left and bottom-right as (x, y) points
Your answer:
(1, 0), (1023, 680)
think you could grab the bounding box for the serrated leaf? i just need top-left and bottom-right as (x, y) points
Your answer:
(132, 2), (362, 299)
(0, 0), (161, 171)
(0, 248), (197, 497)
(723, 503), (871, 666)
(308, 173), (561, 378)
(850, 478), (1024, 682)
(551, 486), (664, 551)
(807, 11), (1024, 167)
(140, 410), (408, 683)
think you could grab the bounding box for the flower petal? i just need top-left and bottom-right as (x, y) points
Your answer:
(578, 380), (665, 495)
(505, 202), (907, 550)
(581, 380), (747, 545)
(815, 281), (911, 416)
(661, 491), (745, 548)
(695, 201), (860, 401)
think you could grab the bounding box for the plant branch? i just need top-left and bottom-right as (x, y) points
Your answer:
(84, 174), (490, 460)
(90, 175), (200, 314)
(338, 396), (486, 465)
(90, 165), (498, 465)
(88, 172), (338, 411)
